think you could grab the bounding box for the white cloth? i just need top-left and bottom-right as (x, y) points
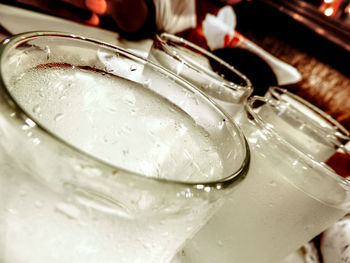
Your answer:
(202, 5), (302, 86)
(153, 0), (196, 34)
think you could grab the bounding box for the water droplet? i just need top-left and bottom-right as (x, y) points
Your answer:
(35, 201), (43, 208)
(6, 208), (16, 214)
(168, 107), (176, 113)
(32, 138), (40, 145)
(25, 118), (36, 128)
(204, 186), (211, 192)
(55, 202), (81, 220)
(54, 113), (64, 121)
(143, 79), (151, 87)
(123, 94), (136, 106)
(142, 241), (153, 250)
(44, 45), (51, 60)
(304, 225), (311, 231)
(33, 105), (41, 114)
(74, 164), (83, 172)
(186, 226), (194, 233)
(130, 65), (137, 71)
(21, 125), (30, 131)
(118, 125), (131, 136)
(19, 190), (27, 197)
(217, 240), (223, 246)
(79, 165), (102, 177)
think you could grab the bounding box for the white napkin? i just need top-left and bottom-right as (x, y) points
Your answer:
(202, 6), (302, 86)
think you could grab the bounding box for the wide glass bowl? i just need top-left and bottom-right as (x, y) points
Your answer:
(0, 32), (250, 263)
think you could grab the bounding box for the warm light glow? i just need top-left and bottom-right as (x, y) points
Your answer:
(346, 4), (350, 14)
(324, 0), (334, 3)
(324, 7), (335, 16)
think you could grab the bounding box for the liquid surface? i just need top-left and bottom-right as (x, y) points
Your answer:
(8, 65), (225, 182)
(0, 64), (231, 263)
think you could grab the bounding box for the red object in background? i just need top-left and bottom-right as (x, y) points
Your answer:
(319, 0), (342, 17)
(177, 26), (208, 50)
(326, 151), (350, 178)
(223, 31), (245, 47)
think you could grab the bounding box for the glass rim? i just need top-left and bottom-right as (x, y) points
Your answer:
(154, 32), (253, 95)
(0, 31), (250, 189)
(245, 95), (349, 185)
(267, 86), (350, 141)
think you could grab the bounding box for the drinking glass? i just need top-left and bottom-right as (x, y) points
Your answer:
(0, 32), (250, 263)
(147, 33), (253, 121)
(264, 86), (349, 161)
(173, 95), (350, 263)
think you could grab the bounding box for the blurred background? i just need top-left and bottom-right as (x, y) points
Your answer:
(2, 0), (348, 130)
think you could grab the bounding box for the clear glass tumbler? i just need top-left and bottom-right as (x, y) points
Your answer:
(147, 33), (253, 121)
(264, 87), (349, 161)
(174, 95), (350, 263)
(0, 32), (250, 263)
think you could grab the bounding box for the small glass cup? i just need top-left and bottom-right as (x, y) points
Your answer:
(148, 33), (253, 121)
(174, 96), (350, 263)
(0, 32), (250, 263)
(265, 86), (349, 160)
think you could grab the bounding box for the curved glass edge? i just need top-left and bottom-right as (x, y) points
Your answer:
(155, 33), (253, 98)
(267, 87), (350, 137)
(0, 31), (250, 191)
(267, 86), (350, 155)
(245, 95), (350, 188)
